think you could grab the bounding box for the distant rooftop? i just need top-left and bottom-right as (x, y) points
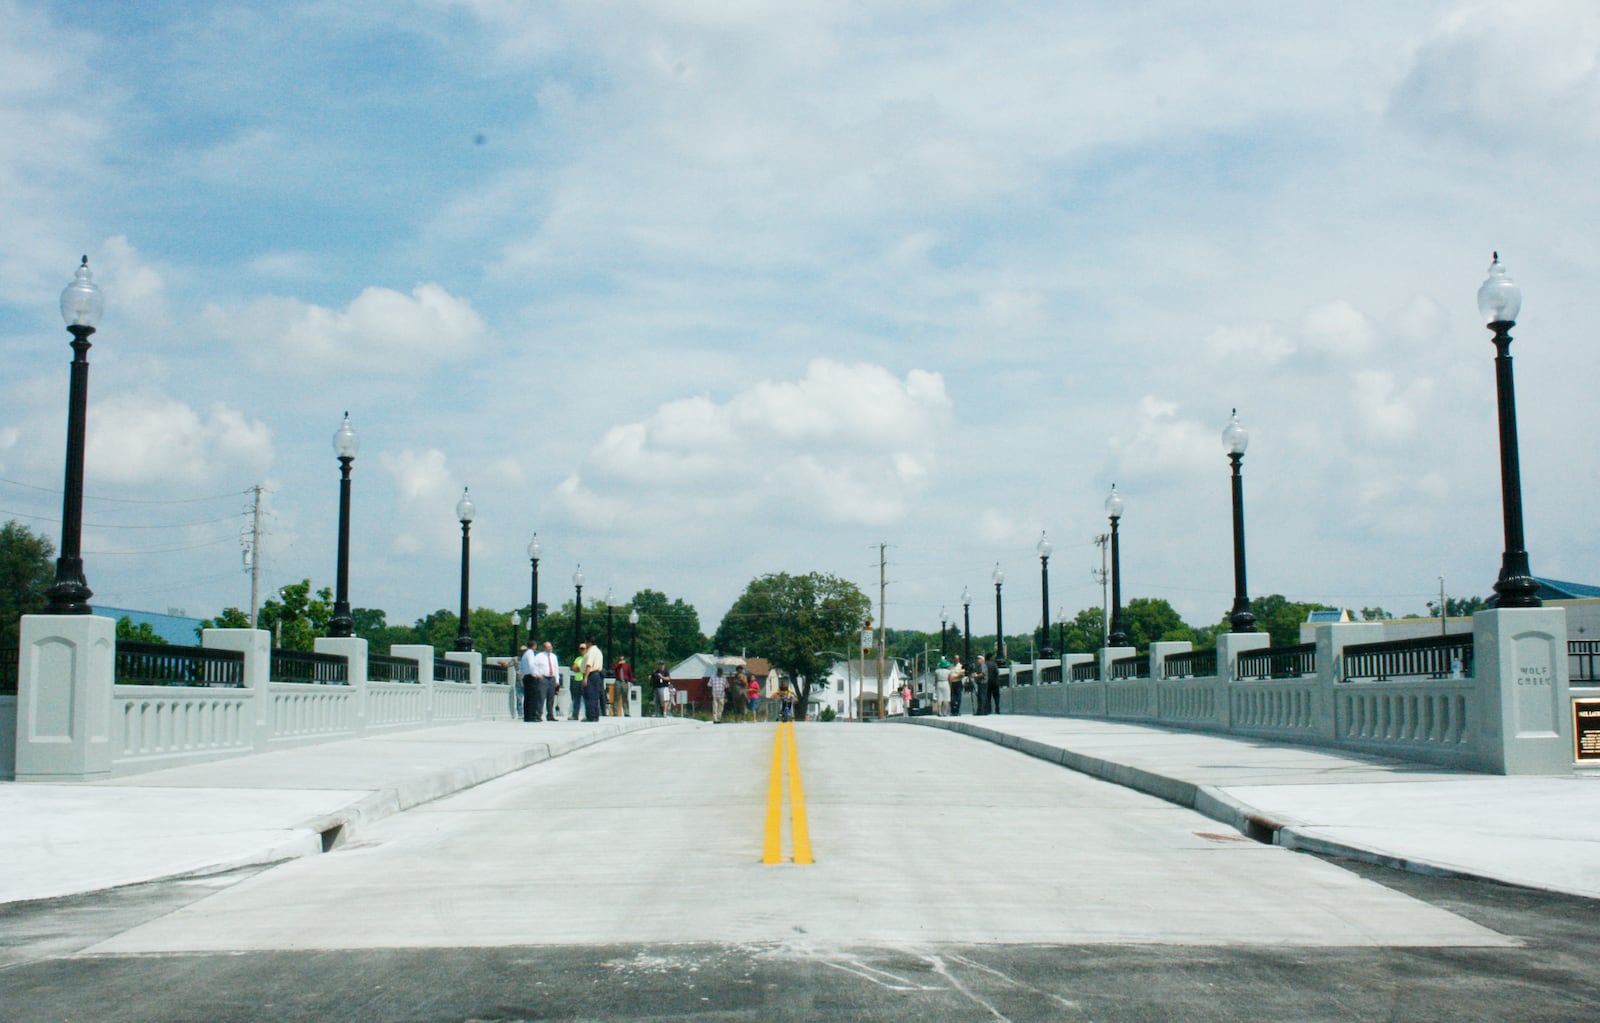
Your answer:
(97, 606), (206, 645)
(1534, 577), (1600, 600)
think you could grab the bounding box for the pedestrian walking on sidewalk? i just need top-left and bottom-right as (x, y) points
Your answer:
(650, 663), (670, 717)
(934, 658), (951, 716)
(984, 651), (1002, 715)
(949, 657), (965, 716)
(611, 656), (634, 716)
(530, 642), (560, 722)
(516, 644), (536, 721)
(709, 672), (728, 723)
(570, 649), (587, 721)
(582, 641), (605, 721)
(974, 655), (989, 715)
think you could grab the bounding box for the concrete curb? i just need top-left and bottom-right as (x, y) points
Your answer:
(907, 717), (1539, 892)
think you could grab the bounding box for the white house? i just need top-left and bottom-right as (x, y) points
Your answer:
(814, 658), (908, 719)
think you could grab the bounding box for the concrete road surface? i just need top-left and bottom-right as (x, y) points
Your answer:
(88, 722), (1499, 951)
(7, 722), (1598, 1022)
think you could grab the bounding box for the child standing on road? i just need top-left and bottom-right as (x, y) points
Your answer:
(777, 681), (795, 722)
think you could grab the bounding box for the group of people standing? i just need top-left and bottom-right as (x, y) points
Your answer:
(708, 671), (782, 723)
(514, 640), (641, 722)
(930, 652), (1004, 716)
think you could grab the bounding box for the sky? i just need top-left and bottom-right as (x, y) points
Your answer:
(2, 0), (1597, 645)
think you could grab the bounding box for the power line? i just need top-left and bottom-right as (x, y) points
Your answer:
(0, 507), (245, 529)
(0, 477), (247, 504)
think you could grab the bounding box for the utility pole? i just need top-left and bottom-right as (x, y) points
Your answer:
(1438, 576), (1448, 638)
(876, 541), (887, 720)
(246, 484), (264, 627)
(1093, 533), (1110, 647)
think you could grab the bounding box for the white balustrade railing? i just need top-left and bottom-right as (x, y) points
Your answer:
(990, 611), (1575, 775)
(7, 626), (512, 780)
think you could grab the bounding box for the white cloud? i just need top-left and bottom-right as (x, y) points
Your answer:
(1106, 397), (1217, 484)
(95, 235), (170, 331)
(563, 360), (952, 531)
(378, 448), (459, 555)
(1205, 323), (1294, 365)
(216, 284), (487, 372)
(87, 395), (272, 485)
(1388, 0), (1600, 145)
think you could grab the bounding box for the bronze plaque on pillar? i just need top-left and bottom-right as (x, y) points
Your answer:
(1575, 699), (1600, 762)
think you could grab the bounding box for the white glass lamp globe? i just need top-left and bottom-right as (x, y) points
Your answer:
(1477, 253), (1522, 325)
(60, 256), (104, 328)
(333, 412), (359, 459)
(1222, 410), (1248, 456)
(1105, 485), (1124, 521)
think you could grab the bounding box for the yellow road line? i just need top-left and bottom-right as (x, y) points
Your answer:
(762, 721), (813, 865)
(762, 723), (785, 864)
(784, 721), (814, 864)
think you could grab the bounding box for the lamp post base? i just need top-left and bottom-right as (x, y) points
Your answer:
(1492, 566), (1542, 609)
(44, 558), (92, 615)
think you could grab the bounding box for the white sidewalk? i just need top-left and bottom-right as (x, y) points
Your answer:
(0, 718), (671, 905)
(911, 714), (1600, 900)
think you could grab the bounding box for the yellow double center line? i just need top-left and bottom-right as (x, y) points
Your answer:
(761, 720), (813, 865)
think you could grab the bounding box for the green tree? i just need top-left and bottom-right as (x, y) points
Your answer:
(1431, 596), (1487, 619)
(116, 617), (168, 644)
(1058, 606), (1105, 654)
(259, 580), (333, 651)
(1359, 607), (1394, 621)
(198, 606), (252, 635)
(1123, 597), (1189, 650)
(713, 572), (871, 720)
(1240, 594), (1334, 648)
(625, 589), (708, 670)
(0, 520), (55, 648)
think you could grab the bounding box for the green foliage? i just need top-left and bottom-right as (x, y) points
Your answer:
(0, 520), (55, 648)
(1359, 607), (1394, 621)
(713, 572), (871, 720)
(258, 580), (333, 652)
(621, 589), (707, 670)
(1430, 596), (1487, 618)
(116, 617), (168, 644)
(198, 606), (252, 638)
(1058, 606), (1106, 654)
(529, 588), (706, 665)
(1123, 597), (1188, 650)
(1238, 594), (1335, 648)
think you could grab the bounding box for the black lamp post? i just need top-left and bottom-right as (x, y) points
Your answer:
(1036, 531), (1054, 658)
(629, 606), (639, 673)
(44, 257), (104, 615)
(328, 413), (358, 638)
(1223, 411), (1256, 632)
(605, 594), (615, 659)
(962, 587), (972, 666)
(992, 563), (1006, 663)
(511, 610), (521, 654)
(454, 488), (475, 651)
(527, 535), (541, 643)
(939, 607), (948, 656)
(1106, 485), (1129, 647)
(1478, 254), (1542, 608)
(573, 566), (585, 648)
